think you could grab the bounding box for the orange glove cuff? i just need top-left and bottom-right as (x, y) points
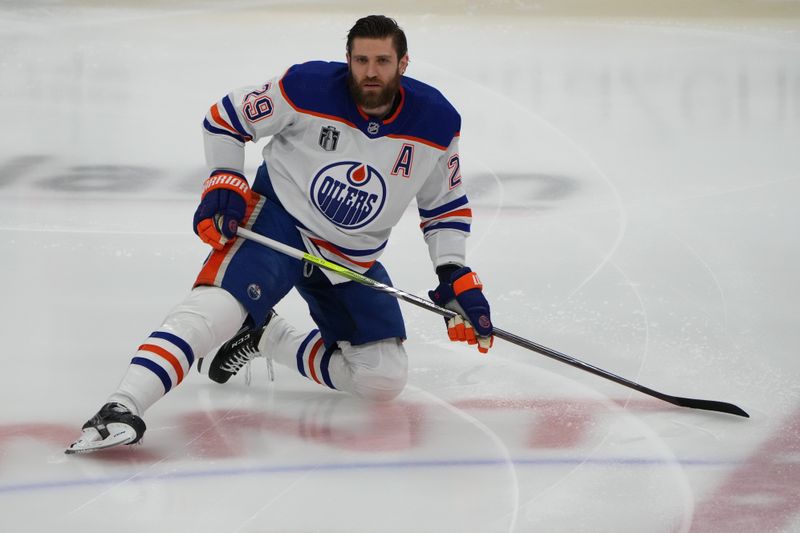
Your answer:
(202, 172), (251, 198)
(452, 271), (483, 296)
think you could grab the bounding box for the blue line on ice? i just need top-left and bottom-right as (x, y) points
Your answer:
(0, 456), (739, 495)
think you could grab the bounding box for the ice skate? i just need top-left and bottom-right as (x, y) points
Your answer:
(207, 310), (276, 384)
(65, 402), (146, 454)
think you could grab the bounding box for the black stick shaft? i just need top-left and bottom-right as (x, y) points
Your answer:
(236, 228), (749, 418)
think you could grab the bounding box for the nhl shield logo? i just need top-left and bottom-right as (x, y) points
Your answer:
(309, 161), (386, 229)
(367, 121), (380, 135)
(319, 125), (340, 151)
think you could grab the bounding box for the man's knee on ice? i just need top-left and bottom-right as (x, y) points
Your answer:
(342, 338), (408, 401)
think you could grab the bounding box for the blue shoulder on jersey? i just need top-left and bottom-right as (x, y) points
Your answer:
(280, 61), (460, 150)
(280, 61), (351, 116)
(397, 76), (461, 149)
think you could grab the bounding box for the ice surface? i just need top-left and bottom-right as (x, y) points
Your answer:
(1, 2), (799, 532)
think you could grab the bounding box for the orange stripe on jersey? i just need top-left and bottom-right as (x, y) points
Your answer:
(356, 87), (406, 124)
(419, 208), (473, 228)
(309, 238), (376, 269)
(279, 77), (357, 128)
(139, 343), (185, 384)
(307, 338), (325, 385)
(209, 104), (242, 137)
(382, 86), (405, 125)
(355, 105), (370, 121)
(386, 132), (448, 151)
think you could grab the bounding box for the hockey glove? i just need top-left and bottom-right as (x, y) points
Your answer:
(193, 170), (250, 250)
(429, 266), (494, 354)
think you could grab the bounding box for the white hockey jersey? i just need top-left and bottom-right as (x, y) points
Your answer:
(203, 61), (471, 274)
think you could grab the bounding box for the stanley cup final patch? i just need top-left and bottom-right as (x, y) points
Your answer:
(319, 125), (340, 151)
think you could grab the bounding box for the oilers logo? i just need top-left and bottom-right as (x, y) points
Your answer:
(309, 161), (386, 229)
(247, 283), (262, 300)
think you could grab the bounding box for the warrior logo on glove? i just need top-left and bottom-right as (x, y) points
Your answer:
(193, 170), (251, 250)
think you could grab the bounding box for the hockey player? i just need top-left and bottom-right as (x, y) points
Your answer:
(66, 15), (493, 454)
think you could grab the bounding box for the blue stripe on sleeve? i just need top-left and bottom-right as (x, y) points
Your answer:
(149, 331), (194, 366)
(418, 196), (469, 219)
(203, 118), (247, 143)
(422, 221), (471, 234)
(132, 357), (172, 393)
(222, 96), (252, 139)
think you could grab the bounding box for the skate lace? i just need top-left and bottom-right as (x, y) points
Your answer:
(220, 346), (258, 373)
(244, 356), (274, 386)
(221, 345), (275, 385)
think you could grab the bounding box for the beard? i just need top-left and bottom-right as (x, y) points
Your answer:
(347, 69), (402, 111)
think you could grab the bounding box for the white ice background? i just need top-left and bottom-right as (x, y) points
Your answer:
(1, 2), (799, 532)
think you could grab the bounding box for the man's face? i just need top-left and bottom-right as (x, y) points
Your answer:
(347, 37), (408, 111)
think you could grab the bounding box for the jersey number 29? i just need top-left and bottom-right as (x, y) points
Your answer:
(243, 84), (274, 123)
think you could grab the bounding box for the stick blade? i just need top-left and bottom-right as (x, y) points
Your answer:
(669, 396), (750, 418)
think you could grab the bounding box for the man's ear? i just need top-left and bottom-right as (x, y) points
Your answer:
(400, 54), (409, 74)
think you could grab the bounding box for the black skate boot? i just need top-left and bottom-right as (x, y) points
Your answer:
(65, 402), (146, 454)
(207, 311), (276, 384)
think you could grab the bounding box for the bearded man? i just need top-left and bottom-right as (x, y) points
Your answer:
(68, 15), (493, 453)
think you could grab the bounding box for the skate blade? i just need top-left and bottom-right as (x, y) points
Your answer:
(64, 424), (138, 454)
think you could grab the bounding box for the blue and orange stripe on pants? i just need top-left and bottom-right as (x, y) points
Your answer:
(195, 191), (264, 287)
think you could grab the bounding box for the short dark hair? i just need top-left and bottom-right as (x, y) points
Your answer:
(346, 15), (408, 60)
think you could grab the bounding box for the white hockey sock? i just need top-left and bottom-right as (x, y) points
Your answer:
(262, 315), (337, 390)
(108, 286), (247, 415)
(262, 316), (407, 400)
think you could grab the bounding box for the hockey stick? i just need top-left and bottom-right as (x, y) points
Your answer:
(236, 227), (749, 418)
